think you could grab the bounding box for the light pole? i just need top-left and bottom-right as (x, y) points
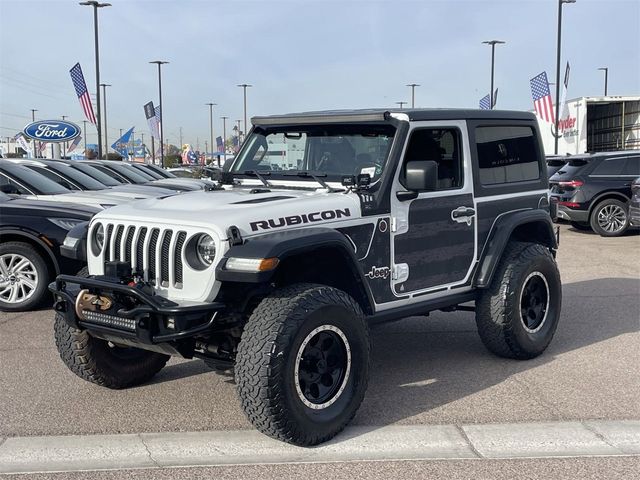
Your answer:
(206, 102), (217, 166)
(237, 84), (252, 144)
(406, 83), (419, 108)
(99, 83), (111, 154)
(82, 120), (87, 157)
(396, 101), (406, 109)
(29, 109), (37, 158)
(80, 1), (110, 159)
(61, 115), (68, 158)
(221, 116), (228, 165)
(598, 67), (608, 96)
(482, 40), (505, 109)
(150, 60), (169, 165)
(554, 0), (576, 154)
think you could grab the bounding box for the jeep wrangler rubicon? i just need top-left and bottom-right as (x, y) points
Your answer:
(51, 109), (561, 446)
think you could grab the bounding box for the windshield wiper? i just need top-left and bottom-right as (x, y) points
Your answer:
(282, 171), (342, 192)
(243, 170), (271, 187)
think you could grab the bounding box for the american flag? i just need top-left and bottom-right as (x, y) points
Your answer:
(69, 63), (97, 124)
(479, 94), (491, 110)
(530, 71), (555, 123)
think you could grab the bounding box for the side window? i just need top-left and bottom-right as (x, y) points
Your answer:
(476, 126), (540, 185)
(591, 158), (627, 176)
(28, 167), (78, 190)
(622, 157), (640, 176)
(0, 173), (30, 194)
(402, 128), (463, 190)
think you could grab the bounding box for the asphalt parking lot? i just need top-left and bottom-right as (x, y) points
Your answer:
(1, 223), (639, 477)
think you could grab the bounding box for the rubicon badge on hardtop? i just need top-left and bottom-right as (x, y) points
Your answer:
(51, 108), (561, 446)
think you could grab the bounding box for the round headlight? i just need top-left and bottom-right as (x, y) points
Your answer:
(91, 223), (105, 256)
(196, 234), (216, 266)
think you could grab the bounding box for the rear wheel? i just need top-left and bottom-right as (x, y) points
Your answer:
(590, 198), (629, 237)
(0, 242), (50, 312)
(476, 241), (562, 360)
(54, 313), (170, 389)
(235, 283), (369, 446)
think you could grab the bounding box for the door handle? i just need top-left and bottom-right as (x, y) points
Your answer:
(451, 207), (475, 219)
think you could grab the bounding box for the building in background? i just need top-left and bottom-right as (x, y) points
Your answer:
(537, 96), (640, 155)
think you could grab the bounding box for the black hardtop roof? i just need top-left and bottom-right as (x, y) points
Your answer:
(252, 108), (537, 126)
(556, 150), (639, 161)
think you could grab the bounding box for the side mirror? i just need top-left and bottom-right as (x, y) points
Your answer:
(0, 184), (20, 194)
(406, 160), (438, 191)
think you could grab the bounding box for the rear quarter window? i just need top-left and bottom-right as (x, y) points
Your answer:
(590, 158), (627, 176)
(475, 126), (540, 185)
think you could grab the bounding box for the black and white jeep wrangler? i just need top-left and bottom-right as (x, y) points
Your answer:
(51, 109), (561, 446)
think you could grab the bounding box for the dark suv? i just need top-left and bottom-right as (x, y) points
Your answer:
(550, 151), (640, 236)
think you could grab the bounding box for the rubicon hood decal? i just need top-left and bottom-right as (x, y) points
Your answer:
(250, 208), (351, 231)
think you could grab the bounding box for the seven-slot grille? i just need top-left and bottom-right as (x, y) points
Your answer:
(101, 224), (187, 288)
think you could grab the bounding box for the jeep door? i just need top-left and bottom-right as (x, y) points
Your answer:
(390, 122), (476, 297)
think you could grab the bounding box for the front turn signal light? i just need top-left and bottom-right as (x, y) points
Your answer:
(225, 257), (280, 272)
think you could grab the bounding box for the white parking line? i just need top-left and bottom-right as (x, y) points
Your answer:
(1, 421), (638, 475)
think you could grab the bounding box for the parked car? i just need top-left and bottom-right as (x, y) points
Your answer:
(630, 177), (640, 227)
(549, 151), (640, 236)
(8, 159), (179, 200)
(51, 159), (180, 198)
(0, 192), (97, 311)
(0, 161), (126, 210)
(125, 161), (218, 190)
(546, 155), (568, 178)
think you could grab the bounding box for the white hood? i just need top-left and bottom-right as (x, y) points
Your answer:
(27, 191), (129, 209)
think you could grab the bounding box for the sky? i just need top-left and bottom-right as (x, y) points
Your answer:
(0, 0), (639, 151)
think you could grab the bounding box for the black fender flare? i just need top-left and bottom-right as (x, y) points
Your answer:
(0, 227), (60, 275)
(215, 227), (375, 312)
(474, 209), (557, 288)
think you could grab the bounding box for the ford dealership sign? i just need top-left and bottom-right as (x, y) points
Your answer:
(23, 120), (81, 143)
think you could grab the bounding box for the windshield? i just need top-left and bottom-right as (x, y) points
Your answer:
(0, 163), (69, 195)
(230, 125), (395, 183)
(130, 163), (163, 179)
(99, 163), (151, 184)
(45, 164), (107, 190)
(68, 163), (120, 186)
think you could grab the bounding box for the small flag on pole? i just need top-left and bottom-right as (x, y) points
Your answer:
(111, 127), (134, 158)
(69, 63), (97, 124)
(67, 136), (82, 154)
(530, 71), (555, 123)
(216, 136), (224, 153)
(479, 94), (491, 110)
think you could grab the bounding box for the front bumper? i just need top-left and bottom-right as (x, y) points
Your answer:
(630, 203), (640, 227)
(50, 274), (225, 345)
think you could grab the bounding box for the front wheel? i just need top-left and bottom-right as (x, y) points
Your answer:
(590, 199), (629, 237)
(0, 241), (50, 312)
(476, 242), (562, 360)
(235, 283), (370, 446)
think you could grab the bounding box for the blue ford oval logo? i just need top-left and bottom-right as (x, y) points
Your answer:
(23, 120), (81, 143)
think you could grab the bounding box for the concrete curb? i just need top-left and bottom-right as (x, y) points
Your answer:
(1, 420), (638, 474)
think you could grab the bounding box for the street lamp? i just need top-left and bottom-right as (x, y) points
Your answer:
(482, 40), (506, 109)
(396, 101), (406, 109)
(237, 84), (252, 144)
(100, 83), (111, 154)
(598, 67), (608, 96)
(150, 60), (169, 164)
(406, 83), (419, 108)
(79, 1), (110, 158)
(205, 102), (217, 166)
(554, 0), (576, 154)
(221, 116), (228, 164)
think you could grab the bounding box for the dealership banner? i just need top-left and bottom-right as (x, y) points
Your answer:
(15, 134), (32, 154)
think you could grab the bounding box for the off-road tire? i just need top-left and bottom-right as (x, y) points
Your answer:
(590, 198), (629, 237)
(0, 241), (50, 312)
(476, 241), (561, 360)
(235, 283), (370, 446)
(54, 313), (170, 389)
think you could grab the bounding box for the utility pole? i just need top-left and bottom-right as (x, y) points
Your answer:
(99, 83), (111, 154)
(482, 40), (506, 109)
(221, 116), (228, 165)
(554, 0), (576, 154)
(237, 84), (252, 144)
(598, 67), (608, 96)
(29, 109), (37, 158)
(80, 1), (111, 158)
(205, 103), (216, 165)
(61, 115), (68, 158)
(82, 120), (88, 157)
(396, 101), (406, 109)
(406, 83), (419, 108)
(149, 60), (169, 164)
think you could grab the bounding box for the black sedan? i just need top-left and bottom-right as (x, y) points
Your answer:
(0, 192), (97, 311)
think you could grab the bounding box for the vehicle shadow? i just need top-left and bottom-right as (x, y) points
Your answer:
(346, 277), (639, 434)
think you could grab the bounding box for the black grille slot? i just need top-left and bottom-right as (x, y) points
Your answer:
(124, 227), (135, 263)
(135, 227), (147, 275)
(148, 229), (160, 282)
(114, 225), (124, 260)
(105, 224), (114, 261)
(160, 230), (173, 284)
(174, 232), (186, 286)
